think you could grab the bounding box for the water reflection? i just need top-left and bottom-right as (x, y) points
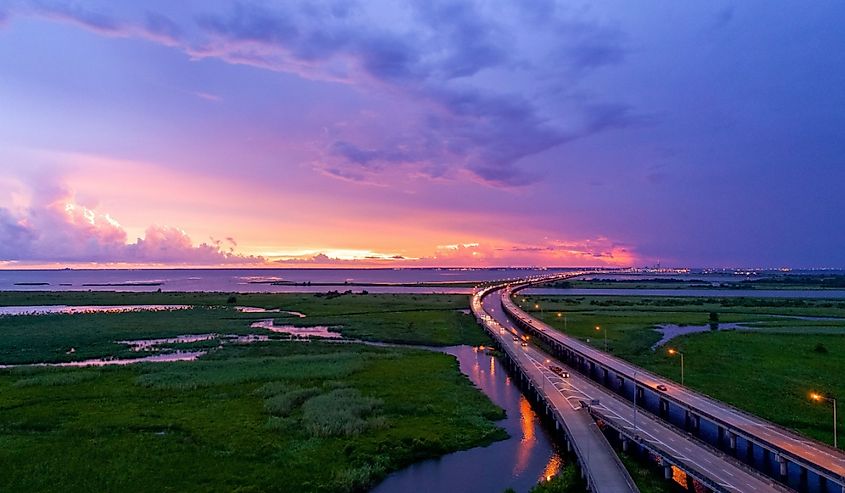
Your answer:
(235, 307), (307, 318)
(120, 334), (219, 352)
(515, 396), (537, 476)
(0, 305), (191, 316)
(250, 319), (342, 338)
(541, 454), (562, 483)
(373, 345), (562, 493)
(0, 350), (205, 369)
(652, 323), (745, 349)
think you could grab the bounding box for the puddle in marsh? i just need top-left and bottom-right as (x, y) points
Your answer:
(120, 334), (219, 351)
(235, 307), (307, 318)
(250, 319), (342, 338)
(651, 323), (746, 349)
(0, 305), (191, 316)
(373, 345), (563, 493)
(0, 351), (206, 369)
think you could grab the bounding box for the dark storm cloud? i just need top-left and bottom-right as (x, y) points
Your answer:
(11, 0), (634, 187)
(144, 11), (182, 43)
(28, 0), (122, 33)
(410, 0), (506, 79)
(196, 3), (300, 45)
(191, 1), (635, 186)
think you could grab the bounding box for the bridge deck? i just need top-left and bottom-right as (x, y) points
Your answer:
(503, 277), (845, 487)
(474, 289), (639, 493)
(478, 283), (789, 493)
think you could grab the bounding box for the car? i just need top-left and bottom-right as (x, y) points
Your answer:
(656, 384), (668, 391)
(520, 341), (528, 347)
(512, 336), (519, 342)
(549, 365), (570, 378)
(560, 371), (570, 378)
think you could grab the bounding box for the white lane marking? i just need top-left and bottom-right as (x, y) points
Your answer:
(511, 301), (845, 472)
(481, 295), (787, 491)
(506, 318), (776, 491)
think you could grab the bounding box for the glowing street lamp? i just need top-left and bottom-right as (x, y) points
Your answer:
(543, 358), (551, 392)
(810, 392), (838, 448)
(668, 348), (684, 385)
(557, 312), (568, 331)
(596, 325), (607, 351)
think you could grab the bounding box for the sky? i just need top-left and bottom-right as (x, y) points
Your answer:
(1, 0), (844, 269)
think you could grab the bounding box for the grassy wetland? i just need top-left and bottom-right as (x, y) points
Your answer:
(0, 292), (504, 492)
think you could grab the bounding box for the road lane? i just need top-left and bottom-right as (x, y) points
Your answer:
(478, 284), (790, 493)
(473, 288), (639, 493)
(501, 276), (845, 487)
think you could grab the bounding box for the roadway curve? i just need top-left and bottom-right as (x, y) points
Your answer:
(473, 284), (639, 493)
(502, 274), (845, 489)
(474, 277), (790, 493)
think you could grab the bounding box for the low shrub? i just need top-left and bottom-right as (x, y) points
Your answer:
(302, 388), (385, 437)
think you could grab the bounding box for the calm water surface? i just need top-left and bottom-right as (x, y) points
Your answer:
(373, 345), (562, 493)
(0, 268), (563, 293)
(0, 305), (191, 315)
(524, 288), (845, 299)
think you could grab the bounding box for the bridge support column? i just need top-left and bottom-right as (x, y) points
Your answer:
(663, 464), (672, 480)
(777, 454), (787, 477)
(602, 367), (609, 385)
(729, 432), (737, 453)
(684, 410), (693, 431)
(616, 375), (624, 393)
(717, 426), (725, 448)
(745, 439), (754, 464)
(622, 437), (629, 452)
(659, 398), (669, 418)
(635, 386), (643, 407)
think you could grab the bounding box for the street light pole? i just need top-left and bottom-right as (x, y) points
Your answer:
(810, 393), (838, 448)
(668, 348), (685, 386)
(596, 326), (607, 352)
(544, 359), (550, 394)
(633, 370), (639, 433)
(680, 352), (684, 385)
(557, 312), (568, 331)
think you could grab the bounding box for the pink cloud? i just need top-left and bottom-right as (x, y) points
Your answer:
(0, 185), (263, 266)
(269, 238), (637, 268)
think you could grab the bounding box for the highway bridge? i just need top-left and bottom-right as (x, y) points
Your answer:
(472, 282), (639, 493)
(471, 273), (844, 492)
(497, 273), (845, 492)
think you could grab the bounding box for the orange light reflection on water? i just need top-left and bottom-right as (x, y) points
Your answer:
(514, 395), (537, 475)
(540, 453), (562, 482)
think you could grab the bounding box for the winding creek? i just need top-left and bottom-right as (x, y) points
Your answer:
(373, 345), (562, 493)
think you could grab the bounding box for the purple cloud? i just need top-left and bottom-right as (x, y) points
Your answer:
(28, 0), (121, 34)
(11, 0), (635, 187)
